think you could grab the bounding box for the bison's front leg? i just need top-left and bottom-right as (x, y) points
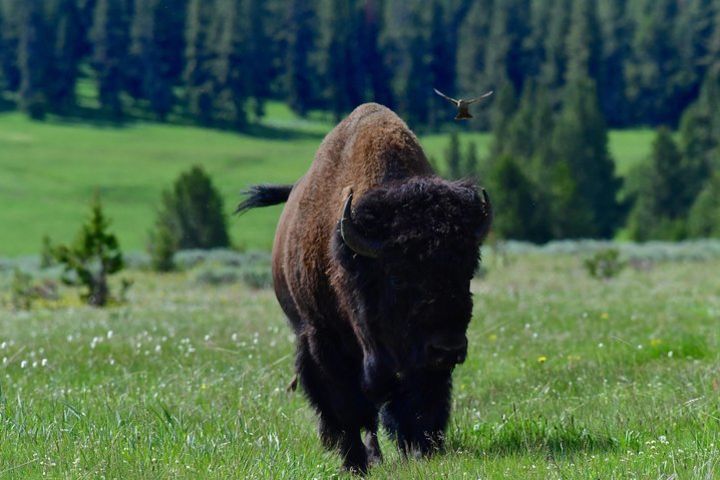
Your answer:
(363, 428), (383, 466)
(318, 416), (367, 472)
(381, 370), (453, 458)
(296, 335), (378, 473)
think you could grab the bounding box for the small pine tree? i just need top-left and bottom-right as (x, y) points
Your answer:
(153, 166), (231, 251)
(40, 234), (55, 269)
(53, 194), (124, 307)
(445, 132), (462, 179)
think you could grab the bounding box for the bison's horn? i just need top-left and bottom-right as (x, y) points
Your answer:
(340, 192), (382, 259)
(475, 188), (493, 241)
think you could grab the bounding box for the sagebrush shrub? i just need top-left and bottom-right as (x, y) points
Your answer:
(583, 248), (626, 280)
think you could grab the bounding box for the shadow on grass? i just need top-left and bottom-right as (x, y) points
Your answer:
(39, 104), (326, 140)
(448, 415), (619, 458)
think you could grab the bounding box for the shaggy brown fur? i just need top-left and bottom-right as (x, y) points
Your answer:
(237, 103), (491, 472)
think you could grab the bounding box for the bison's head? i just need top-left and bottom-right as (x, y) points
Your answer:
(333, 176), (492, 401)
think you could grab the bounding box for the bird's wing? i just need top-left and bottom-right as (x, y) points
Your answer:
(433, 88), (459, 106)
(466, 90), (494, 104)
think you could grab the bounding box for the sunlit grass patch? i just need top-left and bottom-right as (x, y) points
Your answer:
(0, 251), (718, 478)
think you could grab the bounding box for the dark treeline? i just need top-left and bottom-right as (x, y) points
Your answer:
(2, 0), (720, 128)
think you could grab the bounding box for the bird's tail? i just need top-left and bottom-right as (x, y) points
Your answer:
(235, 184), (294, 214)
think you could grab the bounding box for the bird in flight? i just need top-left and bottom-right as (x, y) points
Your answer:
(433, 88), (494, 120)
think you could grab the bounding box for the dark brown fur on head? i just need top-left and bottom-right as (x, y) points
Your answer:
(331, 176), (490, 401)
(350, 176), (490, 262)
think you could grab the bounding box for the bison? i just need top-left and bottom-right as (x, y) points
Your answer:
(236, 103), (492, 472)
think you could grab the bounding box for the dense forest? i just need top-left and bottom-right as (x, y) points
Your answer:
(1, 0), (719, 241)
(2, 0), (720, 127)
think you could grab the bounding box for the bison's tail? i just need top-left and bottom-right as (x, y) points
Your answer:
(235, 184), (294, 214)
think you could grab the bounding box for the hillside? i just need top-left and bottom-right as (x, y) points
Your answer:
(0, 104), (654, 256)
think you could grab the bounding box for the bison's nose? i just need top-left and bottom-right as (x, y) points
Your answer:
(425, 336), (468, 369)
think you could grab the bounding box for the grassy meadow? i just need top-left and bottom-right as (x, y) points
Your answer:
(2, 105), (717, 479)
(1, 245), (719, 478)
(0, 104), (652, 256)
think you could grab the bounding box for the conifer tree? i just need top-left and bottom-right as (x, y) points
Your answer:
(47, 0), (84, 113)
(564, 0), (602, 85)
(321, 0), (363, 121)
(597, 0), (629, 126)
(487, 155), (548, 241)
(456, 0), (493, 128)
(402, 13), (432, 127)
(0, 4), (5, 89)
(18, 0), (49, 119)
(163, 165), (230, 249)
(129, 0), (174, 120)
(212, 0), (249, 128)
(360, 0), (393, 107)
(489, 83), (518, 158)
(483, 0), (530, 94)
(489, 82), (555, 241)
(707, 1), (720, 75)
(428, 0), (452, 128)
(0, 1), (21, 92)
(538, 0), (571, 98)
(286, 0), (317, 116)
(184, 0), (215, 125)
(501, 84), (536, 160)
(675, 0), (713, 98)
(153, 0), (188, 85)
(627, 128), (688, 240)
(552, 79), (622, 238)
(245, 0), (272, 118)
(90, 0), (128, 118)
(53, 194), (124, 307)
(687, 173), (720, 238)
(624, 0), (680, 124)
(678, 72), (720, 202)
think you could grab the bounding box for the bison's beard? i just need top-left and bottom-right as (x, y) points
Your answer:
(361, 347), (403, 403)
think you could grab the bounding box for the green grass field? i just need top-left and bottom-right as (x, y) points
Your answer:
(1, 247), (718, 478)
(0, 105), (654, 256)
